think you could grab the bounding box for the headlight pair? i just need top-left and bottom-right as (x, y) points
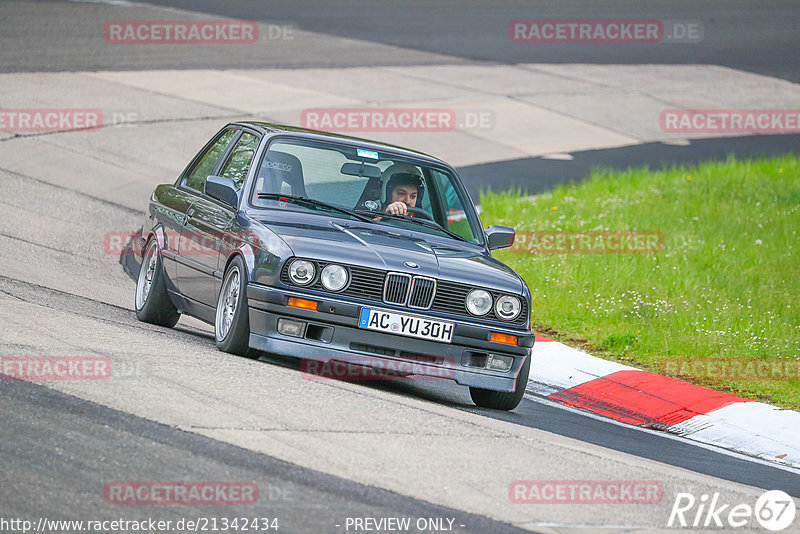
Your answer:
(288, 259), (349, 292)
(466, 289), (521, 321)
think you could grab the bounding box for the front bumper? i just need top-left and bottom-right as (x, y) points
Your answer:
(247, 283), (534, 392)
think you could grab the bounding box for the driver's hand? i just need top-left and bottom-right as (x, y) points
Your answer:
(385, 201), (408, 216)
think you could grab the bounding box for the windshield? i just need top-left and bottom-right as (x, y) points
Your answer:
(248, 137), (483, 244)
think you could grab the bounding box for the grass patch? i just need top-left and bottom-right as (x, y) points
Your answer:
(480, 155), (800, 409)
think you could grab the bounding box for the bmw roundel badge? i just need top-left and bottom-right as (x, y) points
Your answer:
(404, 261), (419, 269)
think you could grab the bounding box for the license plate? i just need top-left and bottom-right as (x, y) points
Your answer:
(358, 307), (454, 343)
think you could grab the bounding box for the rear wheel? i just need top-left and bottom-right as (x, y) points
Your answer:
(469, 353), (530, 411)
(215, 255), (253, 357)
(135, 238), (180, 327)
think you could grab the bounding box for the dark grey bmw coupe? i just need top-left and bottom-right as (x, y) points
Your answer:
(134, 122), (534, 410)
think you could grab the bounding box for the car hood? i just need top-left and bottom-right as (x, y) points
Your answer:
(253, 214), (524, 294)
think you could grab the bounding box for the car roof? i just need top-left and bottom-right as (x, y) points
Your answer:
(231, 121), (448, 167)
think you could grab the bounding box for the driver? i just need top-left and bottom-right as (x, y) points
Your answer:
(384, 172), (424, 216)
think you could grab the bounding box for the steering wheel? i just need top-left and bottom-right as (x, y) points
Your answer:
(406, 206), (435, 221)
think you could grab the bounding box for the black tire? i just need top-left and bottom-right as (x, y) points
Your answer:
(215, 255), (253, 357)
(135, 238), (180, 327)
(469, 353), (531, 411)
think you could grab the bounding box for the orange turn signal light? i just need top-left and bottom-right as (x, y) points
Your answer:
(490, 332), (517, 345)
(288, 297), (319, 311)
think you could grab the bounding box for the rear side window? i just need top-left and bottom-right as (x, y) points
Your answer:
(220, 132), (260, 188)
(186, 129), (236, 192)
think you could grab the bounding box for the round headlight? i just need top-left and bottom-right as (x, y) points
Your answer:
(466, 289), (492, 316)
(288, 259), (315, 285)
(495, 295), (521, 320)
(321, 264), (348, 291)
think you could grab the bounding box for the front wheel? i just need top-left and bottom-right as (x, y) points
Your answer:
(215, 255), (253, 357)
(135, 238), (180, 327)
(469, 353), (530, 411)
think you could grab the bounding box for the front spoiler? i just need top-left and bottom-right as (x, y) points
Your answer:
(247, 283), (533, 392)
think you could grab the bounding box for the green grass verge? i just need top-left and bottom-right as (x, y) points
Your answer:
(480, 155), (800, 409)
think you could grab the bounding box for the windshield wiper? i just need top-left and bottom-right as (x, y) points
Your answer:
(355, 209), (469, 243)
(257, 193), (375, 223)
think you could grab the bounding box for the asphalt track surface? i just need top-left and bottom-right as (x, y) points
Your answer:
(458, 133), (800, 199)
(5, 0), (798, 83)
(2, 1), (800, 531)
(3, 0), (798, 195)
(143, 0), (800, 83)
(0, 375), (530, 533)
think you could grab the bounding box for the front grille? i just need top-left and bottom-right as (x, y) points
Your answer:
(407, 277), (436, 309)
(344, 266), (385, 301)
(383, 273), (412, 305)
(281, 259), (527, 326)
(383, 273), (437, 309)
(398, 351), (444, 365)
(350, 342), (395, 356)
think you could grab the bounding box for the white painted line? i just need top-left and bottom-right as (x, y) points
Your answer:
(540, 153), (575, 161)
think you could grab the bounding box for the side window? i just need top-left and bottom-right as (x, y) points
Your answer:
(185, 129), (236, 192)
(433, 171), (478, 243)
(219, 132), (260, 188)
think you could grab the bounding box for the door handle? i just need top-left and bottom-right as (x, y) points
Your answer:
(186, 208), (195, 218)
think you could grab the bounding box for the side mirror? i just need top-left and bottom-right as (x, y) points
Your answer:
(205, 175), (239, 207)
(484, 225), (515, 250)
